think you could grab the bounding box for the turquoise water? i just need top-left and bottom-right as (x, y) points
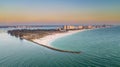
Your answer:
(0, 26), (120, 67)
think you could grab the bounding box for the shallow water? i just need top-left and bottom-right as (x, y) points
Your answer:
(0, 26), (120, 67)
(52, 26), (120, 67)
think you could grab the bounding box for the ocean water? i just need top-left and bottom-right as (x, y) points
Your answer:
(0, 26), (120, 67)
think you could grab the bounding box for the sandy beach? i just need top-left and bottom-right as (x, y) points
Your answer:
(32, 29), (85, 47)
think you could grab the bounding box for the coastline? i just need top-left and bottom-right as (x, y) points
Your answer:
(7, 25), (113, 54)
(27, 29), (86, 53)
(32, 29), (85, 48)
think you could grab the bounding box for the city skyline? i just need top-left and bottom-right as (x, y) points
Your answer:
(0, 0), (120, 25)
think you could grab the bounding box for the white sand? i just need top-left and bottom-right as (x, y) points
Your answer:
(33, 30), (85, 47)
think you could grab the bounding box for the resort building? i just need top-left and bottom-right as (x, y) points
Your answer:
(63, 25), (76, 30)
(78, 26), (84, 29)
(87, 25), (96, 29)
(63, 25), (84, 30)
(59, 25), (110, 31)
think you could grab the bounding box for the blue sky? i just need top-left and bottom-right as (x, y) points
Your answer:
(0, 0), (120, 25)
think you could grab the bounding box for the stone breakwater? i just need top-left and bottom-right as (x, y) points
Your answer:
(28, 39), (81, 54)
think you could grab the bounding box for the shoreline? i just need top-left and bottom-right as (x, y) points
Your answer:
(7, 25), (113, 53)
(33, 29), (85, 47)
(28, 29), (86, 53)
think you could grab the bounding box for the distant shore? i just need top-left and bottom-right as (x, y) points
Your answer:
(33, 30), (85, 48)
(7, 25), (112, 53)
(21, 30), (84, 53)
(30, 30), (85, 53)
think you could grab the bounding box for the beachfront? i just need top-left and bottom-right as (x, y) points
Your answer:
(8, 29), (85, 53)
(33, 30), (85, 48)
(7, 25), (112, 53)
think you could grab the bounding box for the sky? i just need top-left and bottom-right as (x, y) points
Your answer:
(0, 0), (120, 25)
